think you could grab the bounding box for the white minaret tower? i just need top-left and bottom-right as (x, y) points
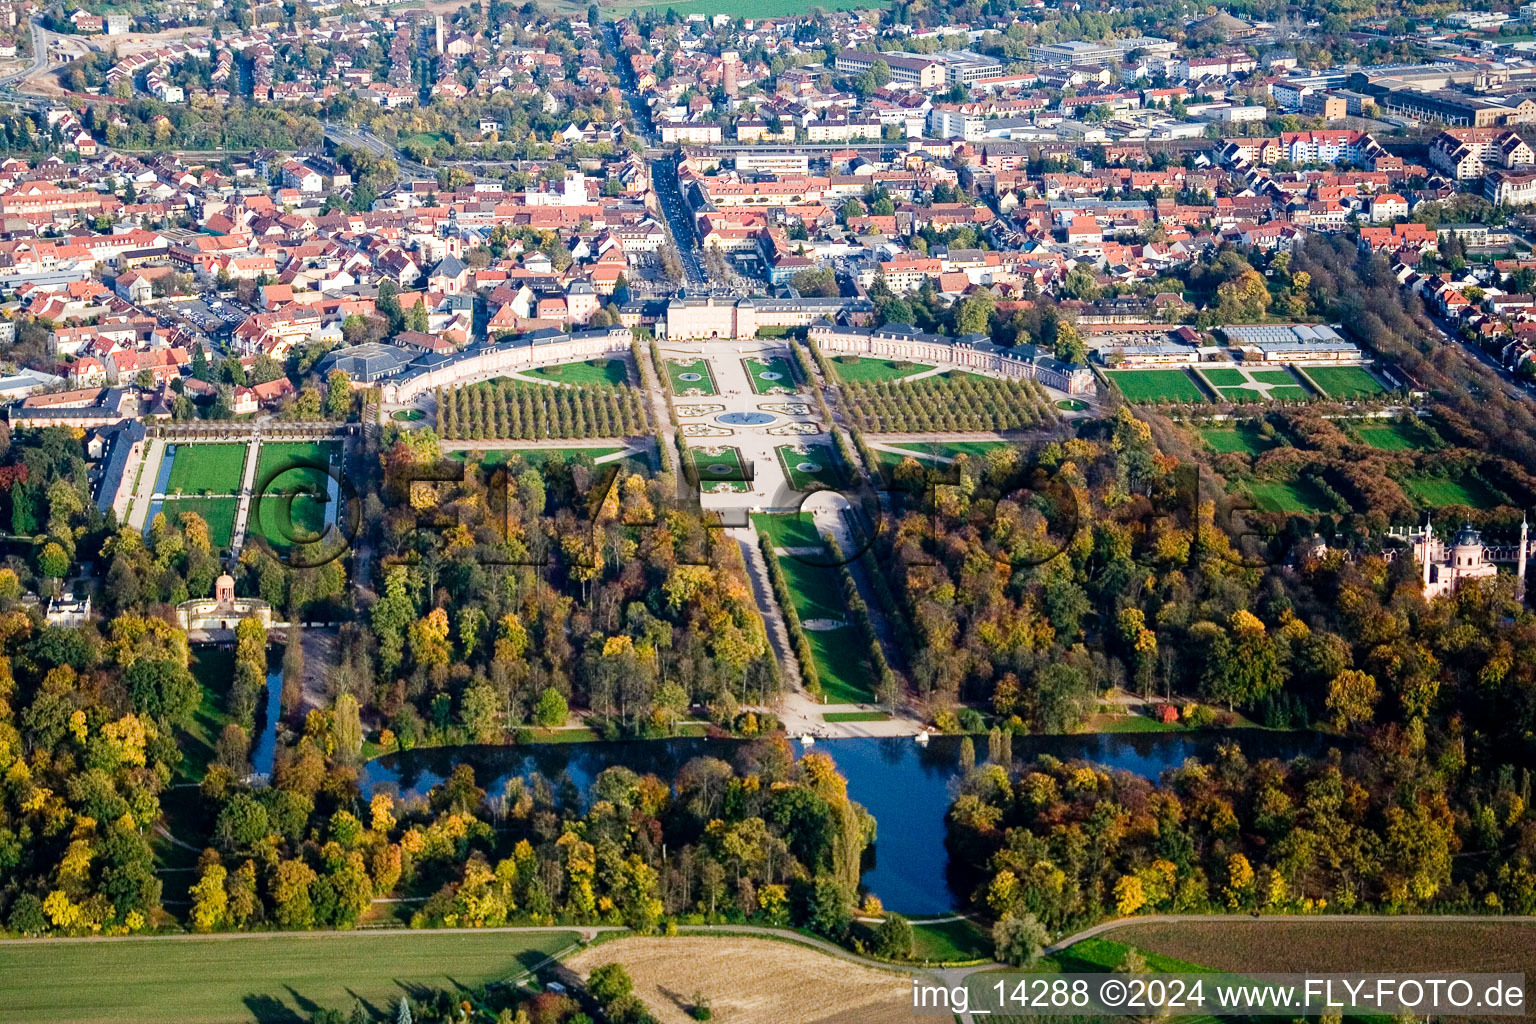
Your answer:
(1519, 514), (1529, 604)
(1422, 514), (1433, 591)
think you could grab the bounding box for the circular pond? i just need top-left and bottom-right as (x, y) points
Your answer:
(707, 463), (734, 475)
(716, 411), (776, 425)
(678, 372), (703, 382)
(796, 461), (822, 473)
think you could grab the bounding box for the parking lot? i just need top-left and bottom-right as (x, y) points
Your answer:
(155, 295), (252, 344)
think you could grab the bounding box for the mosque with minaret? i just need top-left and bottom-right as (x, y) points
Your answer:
(1387, 516), (1531, 601)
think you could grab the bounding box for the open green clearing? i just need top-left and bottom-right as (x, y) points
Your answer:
(666, 358), (718, 396)
(165, 443), (248, 495)
(158, 497), (238, 549)
(823, 710), (890, 723)
(0, 930), (579, 1024)
(177, 647), (235, 782)
(776, 444), (841, 491)
(690, 446), (749, 492)
(830, 356), (933, 383)
(392, 409), (424, 422)
(752, 511), (826, 550)
(1104, 368), (1207, 403)
(1244, 477), (1334, 513)
(1304, 364), (1387, 399)
(1198, 423), (1275, 455)
(523, 358), (629, 386)
(1355, 420), (1436, 451)
(744, 356), (798, 394)
(1402, 473), (1502, 509)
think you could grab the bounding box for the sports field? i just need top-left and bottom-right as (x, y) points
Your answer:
(1304, 364), (1387, 399)
(159, 496), (238, 548)
(1244, 478), (1333, 513)
(1197, 423), (1274, 455)
(690, 446), (749, 492)
(522, 358), (629, 386)
(776, 444), (840, 491)
(165, 444), (248, 495)
(1402, 473), (1502, 509)
(666, 358), (718, 396)
(0, 930), (578, 1024)
(1355, 420), (1436, 451)
(744, 356), (798, 394)
(830, 356), (933, 382)
(1104, 369), (1207, 403)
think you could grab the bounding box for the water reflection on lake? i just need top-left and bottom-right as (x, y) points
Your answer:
(361, 730), (1333, 914)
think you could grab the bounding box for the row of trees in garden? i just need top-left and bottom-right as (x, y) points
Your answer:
(839, 375), (1056, 434)
(434, 379), (648, 440)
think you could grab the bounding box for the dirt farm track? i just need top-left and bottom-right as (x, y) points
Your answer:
(564, 936), (912, 1024)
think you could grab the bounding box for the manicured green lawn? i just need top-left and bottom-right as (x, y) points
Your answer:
(158, 497), (238, 548)
(0, 930), (579, 1024)
(177, 647), (236, 782)
(392, 409), (424, 421)
(690, 446), (749, 492)
(1057, 398), (1088, 411)
(777, 555), (845, 623)
(830, 356), (933, 383)
(1356, 421), (1435, 451)
(255, 441), (339, 492)
(1105, 369), (1207, 403)
(523, 358), (629, 386)
(896, 440), (1014, 460)
(823, 711), (890, 723)
(752, 511), (825, 550)
(251, 494), (330, 550)
(805, 627), (873, 704)
(744, 356), (798, 394)
(1250, 368), (1303, 386)
(165, 443), (249, 495)
(1198, 423), (1274, 455)
(776, 444), (840, 491)
(910, 918), (993, 962)
(1200, 367), (1247, 386)
(1305, 364), (1387, 398)
(1402, 474), (1502, 509)
(1261, 385), (1311, 401)
(1244, 478), (1333, 513)
(666, 358), (718, 396)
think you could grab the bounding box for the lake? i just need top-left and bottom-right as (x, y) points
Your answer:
(361, 730), (1333, 914)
